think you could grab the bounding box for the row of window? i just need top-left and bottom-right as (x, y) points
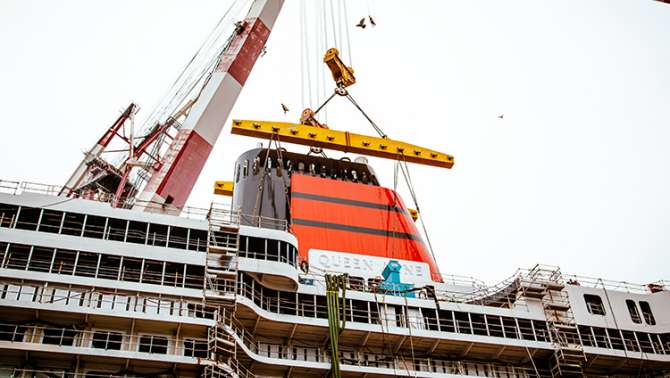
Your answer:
(0, 204), (208, 251)
(0, 324), (208, 357)
(237, 273), (551, 342)
(238, 235), (298, 268)
(578, 324), (670, 355)
(584, 294), (656, 325)
(0, 283), (217, 320)
(239, 273), (670, 355)
(0, 204), (299, 267)
(250, 342), (542, 376)
(0, 242), (204, 289)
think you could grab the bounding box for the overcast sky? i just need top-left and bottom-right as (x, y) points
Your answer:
(0, 0), (668, 285)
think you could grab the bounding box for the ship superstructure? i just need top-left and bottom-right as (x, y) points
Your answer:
(0, 1), (669, 377)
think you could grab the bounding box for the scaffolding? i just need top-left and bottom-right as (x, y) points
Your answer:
(519, 264), (586, 377)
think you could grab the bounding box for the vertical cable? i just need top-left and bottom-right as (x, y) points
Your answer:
(300, 0), (305, 107)
(342, 0), (352, 67)
(303, 2), (313, 109)
(329, 0), (338, 49)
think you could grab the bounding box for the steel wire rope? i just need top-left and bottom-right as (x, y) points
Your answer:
(299, 0), (306, 110)
(329, 0), (339, 51)
(523, 345), (541, 377)
(342, 0), (352, 67)
(126, 2), (245, 194)
(321, 1), (329, 123)
(344, 93), (387, 138)
(397, 157), (442, 280)
(141, 0), (243, 130)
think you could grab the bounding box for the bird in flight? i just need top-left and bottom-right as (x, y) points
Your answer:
(281, 103), (289, 114)
(369, 16), (376, 27)
(498, 114), (504, 119)
(356, 18), (366, 28)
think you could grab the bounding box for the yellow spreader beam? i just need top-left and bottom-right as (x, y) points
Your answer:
(213, 180), (234, 196)
(231, 120), (454, 169)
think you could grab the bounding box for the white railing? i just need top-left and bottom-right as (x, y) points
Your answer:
(0, 178), (288, 230)
(209, 202), (288, 231)
(562, 274), (668, 294)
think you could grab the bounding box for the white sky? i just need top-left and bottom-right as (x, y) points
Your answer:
(0, 1), (668, 285)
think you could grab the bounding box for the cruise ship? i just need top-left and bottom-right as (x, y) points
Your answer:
(1, 1), (668, 377)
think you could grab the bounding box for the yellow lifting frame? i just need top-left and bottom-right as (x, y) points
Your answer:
(231, 120), (454, 169)
(213, 180), (234, 196)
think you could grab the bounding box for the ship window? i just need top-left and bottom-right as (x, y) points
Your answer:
(0, 324), (25, 342)
(248, 237), (265, 258)
(578, 326), (594, 347)
(106, 218), (127, 242)
(92, 330), (123, 350)
(75, 252), (99, 277)
(454, 312), (471, 334)
(486, 315), (503, 337)
(15, 206), (40, 231)
(315, 296), (328, 318)
(0, 204), (19, 228)
(184, 265), (205, 289)
(187, 229), (207, 252)
(235, 163), (241, 183)
(83, 215), (106, 239)
(120, 257), (142, 282)
(141, 261), (164, 285)
(622, 330), (639, 351)
(138, 335), (168, 354)
(53, 248), (77, 274)
(42, 327), (76, 346)
(5, 243), (31, 270)
(266, 239), (279, 261)
(297, 294), (315, 318)
(592, 327), (609, 348)
(126, 221), (148, 244)
(518, 318), (535, 340)
(27, 246), (54, 273)
(98, 255), (122, 280)
(186, 303), (209, 319)
(607, 328), (625, 350)
(168, 226), (188, 249)
(637, 331), (655, 353)
(502, 317), (519, 339)
(38, 210), (63, 233)
(422, 308), (439, 331)
(533, 320), (549, 342)
(164, 262), (184, 287)
(639, 301), (656, 325)
(61, 212), (85, 236)
(626, 300), (642, 324)
(148, 223), (168, 247)
(471, 313), (487, 336)
(584, 294), (606, 315)
(238, 235), (249, 257)
(184, 339), (208, 358)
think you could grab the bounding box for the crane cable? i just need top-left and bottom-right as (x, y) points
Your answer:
(397, 156), (443, 280)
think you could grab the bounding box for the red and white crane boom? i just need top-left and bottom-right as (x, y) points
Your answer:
(134, 0), (284, 212)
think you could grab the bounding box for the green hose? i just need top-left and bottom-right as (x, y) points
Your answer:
(326, 274), (348, 378)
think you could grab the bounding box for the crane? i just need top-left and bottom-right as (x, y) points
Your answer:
(134, 0), (284, 211)
(60, 0), (283, 212)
